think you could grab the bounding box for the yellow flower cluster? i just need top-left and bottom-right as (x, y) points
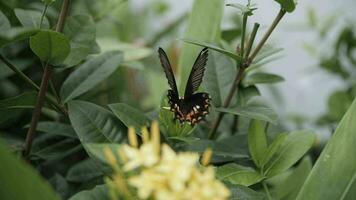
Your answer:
(104, 121), (230, 200)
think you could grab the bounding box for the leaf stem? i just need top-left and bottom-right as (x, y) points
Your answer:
(23, 0), (71, 157)
(262, 181), (273, 200)
(245, 23), (260, 59)
(240, 14), (248, 57)
(208, 9), (286, 140)
(39, 4), (48, 29)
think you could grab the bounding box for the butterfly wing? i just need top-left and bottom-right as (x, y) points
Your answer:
(184, 47), (209, 98)
(158, 47), (179, 101)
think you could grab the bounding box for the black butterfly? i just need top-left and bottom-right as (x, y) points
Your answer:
(158, 47), (211, 125)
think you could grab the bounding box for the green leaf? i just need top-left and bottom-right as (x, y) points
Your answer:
(14, 8), (49, 29)
(248, 120), (268, 168)
(271, 157), (312, 200)
(0, 27), (39, 48)
(49, 174), (69, 199)
(274, 0), (296, 13)
(0, 10), (10, 30)
(296, 99), (356, 200)
(243, 72), (284, 86)
(217, 163), (264, 186)
(29, 30), (70, 65)
(63, 15), (96, 67)
(237, 86), (261, 106)
(228, 184), (265, 200)
(261, 133), (287, 167)
(264, 130), (315, 177)
(178, 0), (224, 94)
(42, 0), (55, 5)
(0, 92), (37, 109)
(0, 140), (60, 200)
(69, 184), (108, 200)
(159, 97), (194, 137)
(181, 38), (243, 63)
(0, 58), (32, 79)
(109, 103), (150, 132)
(85, 143), (121, 163)
(327, 90), (353, 121)
(66, 159), (103, 182)
(68, 100), (126, 143)
(36, 121), (77, 138)
(203, 51), (237, 107)
(60, 51), (123, 102)
(216, 106), (278, 125)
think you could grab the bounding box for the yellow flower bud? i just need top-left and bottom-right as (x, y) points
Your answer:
(128, 127), (138, 148)
(201, 148), (213, 166)
(141, 127), (150, 143)
(104, 147), (117, 167)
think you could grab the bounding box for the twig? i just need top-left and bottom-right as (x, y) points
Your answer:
(245, 23), (260, 59)
(23, 0), (71, 157)
(208, 9), (286, 139)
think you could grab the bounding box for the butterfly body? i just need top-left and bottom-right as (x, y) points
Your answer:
(159, 47), (211, 125)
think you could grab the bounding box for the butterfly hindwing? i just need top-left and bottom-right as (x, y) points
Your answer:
(184, 47), (209, 98)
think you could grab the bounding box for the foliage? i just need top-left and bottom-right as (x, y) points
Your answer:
(0, 0), (354, 200)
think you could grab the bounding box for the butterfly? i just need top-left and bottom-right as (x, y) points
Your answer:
(158, 47), (211, 125)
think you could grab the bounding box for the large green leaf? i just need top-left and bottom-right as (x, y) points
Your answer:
(0, 92), (37, 109)
(217, 163), (264, 186)
(109, 103), (150, 132)
(296, 99), (356, 200)
(69, 184), (108, 200)
(68, 100), (126, 143)
(0, 10), (10, 30)
(60, 51), (123, 102)
(29, 30), (70, 65)
(216, 106), (278, 124)
(264, 130), (315, 177)
(36, 121), (77, 138)
(63, 15), (96, 67)
(178, 0), (224, 94)
(0, 141), (60, 200)
(248, 120), (268, 168)
(14, 8), (49, 29)
(66, 159), (103, 182)
(202, 51), (236, 107)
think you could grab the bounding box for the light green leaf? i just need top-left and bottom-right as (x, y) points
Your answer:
(0, 92), (37, 109)
(60, 51), (123, 102)
(66, 159), (103, 182)
(264, 130), (315, 177)
(68, 100), (126, 143)
(109, 103), (150, 132)
(237, 86), (261, 106)
(243, 72), (284, 86)
(63, 15), (96, 67)
(248, 120), (268, 168)
(216, 106), (278, 124)
(217, 163), (264, 186)
(181, 38), (243, 63)
(203, 51), (236, 107)
(14, 8), (49, 29)
(178, 0), (224, 94)
(0, 27), (39, 48)
(261, 133), (287, 167)
(69, 184), (108, 200)
(274, 0), (296, 13)
(296, 99), (356, 200)
(0, 140), (60, 200)
(0, 10), (10, 30)
(29, 30), (70, 65)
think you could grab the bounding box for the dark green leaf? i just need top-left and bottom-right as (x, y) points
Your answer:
(274, 0), (296, 13)
(228, 184), (265, 200)
(0, 27), (39, 48)
(248, 120), (268, 168)
(42, 0), (55, 5)
(60, 51), (123, 102)
(0, 10), (10, 30)
(217, 163), (264, 186)
(14, 8), (49, 29)
(68, 100), (126, 143)
(0, 92), (37, 109)
(49, 174), (70, 199)
(216, 106), (278, 124)
(68, 184), (108, 200)
(36, 121), (77, 138)
(178, 0), (224, 93)
(296, 99), (356, 200)
(264, 130), (315, 177)
(243, 72), (284, 86)
(84, 143), (121, 163)
(203, 51), (236, 107)
(29, 30), (70, 65)
(63, 15), (96, 67)
(0, 140), (60, 200)
(109, 103), (150, 132)
(66, 159), (103, 182)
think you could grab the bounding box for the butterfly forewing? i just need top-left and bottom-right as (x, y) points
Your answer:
(158, 48), (179, 99)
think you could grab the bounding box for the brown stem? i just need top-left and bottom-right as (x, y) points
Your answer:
(23, 0), (71, 157)
(208, 9), (286, 140)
